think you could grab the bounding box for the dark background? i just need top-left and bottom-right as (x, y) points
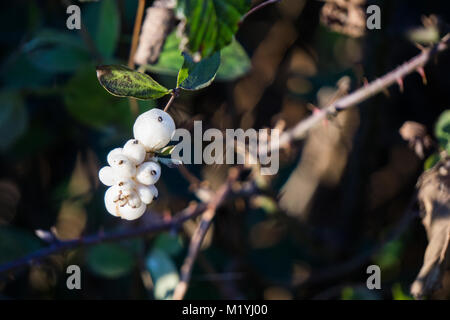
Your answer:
(0, 0), (449, 300)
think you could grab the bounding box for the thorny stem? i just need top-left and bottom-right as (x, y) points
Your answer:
(272, 34), (450, 152)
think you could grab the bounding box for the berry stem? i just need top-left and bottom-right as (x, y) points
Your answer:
(163, 88), (180, 112)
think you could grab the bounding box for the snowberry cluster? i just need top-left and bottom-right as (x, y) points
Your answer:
(98, 108), (176, 220)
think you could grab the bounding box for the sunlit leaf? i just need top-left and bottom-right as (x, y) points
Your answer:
(96, 65), (170, 99)
(177, 0), (251, 57)
(156, 145), (176, 156)
(435, 109), (450, 154)
(177, 52), (220, 90)
(145, 32), (250, 81)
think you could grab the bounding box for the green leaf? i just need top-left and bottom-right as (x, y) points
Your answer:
(424, 153), (441, 171)
(392, 283), (414, 300)
(83, 0), (120, 59)
(0, 226), (42, 265)
(153, 233), (184, 257)
(86, 243), (135, 279)
(216, 39), (251, 80)
(435, 109), (450, 154)
(146, 249), (180, 300)
(28, 46), (90, 73)
(96, 0), (120, 58)
(64, 67), (135, 129)
(177, 52), (220, 90)
(0, 90), (28, 151)
(24, 29), (90, 73)
(177, 0), (251, 57)
(96, 65), (170, 100)
(156, 145), (176, 156)
(144, 32), (250, 81)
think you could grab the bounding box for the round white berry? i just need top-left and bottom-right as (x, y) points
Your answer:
(133, 108), (176, 151)
(119, 202), (146, 221)
(126, 191), (142, 208)
(110, 154), (136, 178)
(116, 178), (136, 196)
(123, 139), (146, 165)
(104, 185), (121, 217)
(136, 184), (155, 204)
(98, 166), (116, 186)
(148, 184), (158, 199)
(107, 148), (123, 166)
(136, 161), (161, 185)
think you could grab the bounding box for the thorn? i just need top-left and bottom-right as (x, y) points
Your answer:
(414, 43), (426, 52)
(417, 67), (428, 85)
(396, 78), (404, 93)
(308, 104), (328, 128)
(363, 77), (369, 87)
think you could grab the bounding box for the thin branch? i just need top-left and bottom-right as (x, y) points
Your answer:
(172, 168), (240, 300)
(272, 34), (450, 152)
(163, 88), (180, 112)
(128, 0), (146, 69)
(128, 0), (146, 117)
(0, 202), (206, 276)
(239, 0), (281, 26)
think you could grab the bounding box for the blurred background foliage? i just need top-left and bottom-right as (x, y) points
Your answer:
(0, 0), (449, 300)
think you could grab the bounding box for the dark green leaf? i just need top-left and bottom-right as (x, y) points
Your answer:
(65, 67), (135, 129)
(96, 65), (170, 99)
(0, 226), (42, 265)
(217, 39), (251, 80)
(28, 46), (90, 73)
(86, 243), (135, 279)
(0, 90), (28, 151)
(96, 0), (120, 58)
(153, 233), (183, 256)
(177, 0), (251, 57)
(146, 249), (179, 299)
(177, 52), (220, 90)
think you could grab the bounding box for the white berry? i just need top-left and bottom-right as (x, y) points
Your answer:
(119, 202), (146, 221)
(136, 161), (161, 185)
(98, 166), (116, 186)
(133, 108), (176, 151)
(148, 184), (158, 199)
(116, 178), (136, 196)
(123, 139), (146, 165)
(136, 184), (154, 204)
(104, 185), (121, 217)
(110, 154), (136, 178)
(107, 148), (123, 166)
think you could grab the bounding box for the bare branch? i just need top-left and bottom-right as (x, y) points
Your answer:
(0, 202), (205, 277)
(172, 168), (240, 300)
(272, 34), (450, 152)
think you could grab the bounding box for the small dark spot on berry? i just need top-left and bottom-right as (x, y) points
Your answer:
(151, 170), (157, 176)
(133, 140), (138, 144)
(119, 182), (124, 186)
(119, 160), (124, 165)
(158, 116), (163, 122)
